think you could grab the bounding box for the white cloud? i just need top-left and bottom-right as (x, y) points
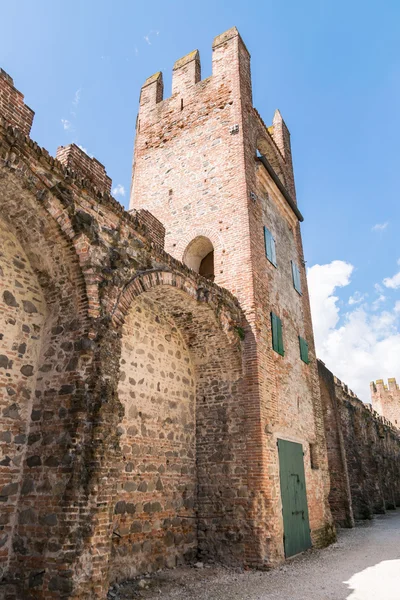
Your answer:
(383, 264), (400, 289)
(112, 184), (125, 198)
(348, 291), (365, 305)
(77, 144), (88, 154)
(73, 89), (81, 107)
(144, 30), (160, 45)
(308, 261), (400, 400)
(307, 260), (353, 343)
(61, 119), (71, 130)
(372, 222), (389, 232)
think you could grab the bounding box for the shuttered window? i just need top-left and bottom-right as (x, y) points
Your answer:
(271, 312), (284, 356)
(264, 226), (277, 267)
(299, 336), (309, 364)
(291, 260), (302, 294)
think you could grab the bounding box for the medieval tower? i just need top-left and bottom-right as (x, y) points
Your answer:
(371, 378), (400, 428)
(130, 27), (334, 562)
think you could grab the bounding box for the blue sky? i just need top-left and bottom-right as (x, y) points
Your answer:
(2, 0), (400, 400)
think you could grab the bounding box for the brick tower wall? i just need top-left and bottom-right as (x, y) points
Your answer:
(0, 69), (34, 136)
(130, 27), (334, 564)
(371, 378), (400, 429)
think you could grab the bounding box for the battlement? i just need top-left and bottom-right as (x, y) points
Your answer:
(370, 378), (400, 429)
(0, 68), (34, 136)
(56, 144), (112, 195)
(137, 27), (251, 129)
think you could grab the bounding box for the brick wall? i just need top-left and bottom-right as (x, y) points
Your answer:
(0, 69), (34, 135)
(371, 378), (400, 429)
(319, 361), (400, 524)
(56, 144), (112, 194)
(132, 209), (166, 248)
(0, 99), (247, 598)
(130, 26), (334, 563)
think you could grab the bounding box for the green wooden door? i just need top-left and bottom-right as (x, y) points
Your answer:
(278, 439), (312, 557)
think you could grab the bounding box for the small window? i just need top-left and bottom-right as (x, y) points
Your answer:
(299, 336), (309, 364)
(264, 226), (277, 267)
(271, 312), (284, 356)
(291, 260), (302, 294)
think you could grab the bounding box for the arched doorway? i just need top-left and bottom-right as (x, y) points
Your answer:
(182, 237), (214, 281)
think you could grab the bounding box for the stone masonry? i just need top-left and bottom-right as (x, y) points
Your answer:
(0, 26), (400, 600)
(319, 361), (400, 527)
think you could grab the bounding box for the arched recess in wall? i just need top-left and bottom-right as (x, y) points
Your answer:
(182, 236), (215, 281)
(0, 170), (89, 595)
(111, 274), (248, 581)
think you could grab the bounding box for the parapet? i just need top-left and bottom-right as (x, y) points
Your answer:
(371, 378), (399, 394)
(0, 68), (34, 136)
(370, 378), (400, 428)
(131, 208), (165, 248)
(137, 26), (251, 127)
(56, 144), (112, 195)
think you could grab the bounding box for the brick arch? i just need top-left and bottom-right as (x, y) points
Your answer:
(104, 269), (255, 586)
(174, 226), (224, 263)
(0, 168), (95, 597)
(0, 150), (98, 321)
(111, 268), (238, 337)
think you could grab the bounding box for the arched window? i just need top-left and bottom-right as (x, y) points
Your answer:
(183, 236), (215, 281)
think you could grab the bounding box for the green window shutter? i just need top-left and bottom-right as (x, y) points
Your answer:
(299, 336), (309, 364)
(291, 260), (302, 294)
(264, 226), (277, 267)
(271, 312), (284, 356)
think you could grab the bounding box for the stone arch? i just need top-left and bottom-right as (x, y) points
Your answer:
(0, 170), (91, 597)
(109, 272), (249, 582)
(183, 236), (214, 280)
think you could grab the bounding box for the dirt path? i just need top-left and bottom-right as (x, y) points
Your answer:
(108, 510), (400, 600)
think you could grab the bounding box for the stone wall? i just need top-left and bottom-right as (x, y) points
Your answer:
(0, 91), (248, 598)
(319, 361), (400, 526)
(114, 293), (197, 577)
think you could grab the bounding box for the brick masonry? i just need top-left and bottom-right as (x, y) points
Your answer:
(0, 27), (399, 600)
(371, 378), (400, 428)
(130, 26), (334, 563)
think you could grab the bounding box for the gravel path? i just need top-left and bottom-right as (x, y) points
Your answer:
(109, 510), (400, 600)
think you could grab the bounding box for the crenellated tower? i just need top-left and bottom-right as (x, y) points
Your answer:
(371, 378), (400, 429)
(130, 27), (334, 565)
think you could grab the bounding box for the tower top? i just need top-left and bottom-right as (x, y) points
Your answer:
(371, 378), (400, 429)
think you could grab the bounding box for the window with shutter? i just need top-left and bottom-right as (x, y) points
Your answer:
(291, 260), (302, 294)
(271, 312), (284, 356)
(299, 336), (309, 364)
(264, 226), (277, 267)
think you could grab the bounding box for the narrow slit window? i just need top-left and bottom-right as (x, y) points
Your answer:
(271, 312), (284, 356)
(264, 226), (277, 267)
